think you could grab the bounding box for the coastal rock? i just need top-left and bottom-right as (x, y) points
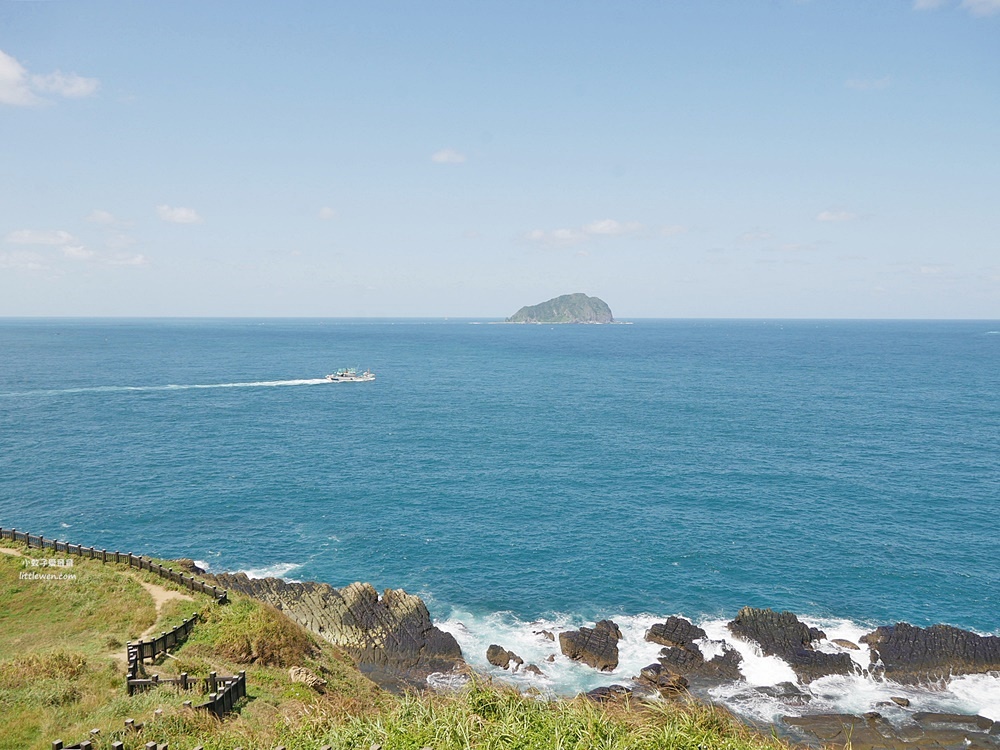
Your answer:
(486, 645), (523, 671)
(636, 663), (689, 696)
(728, 607), (854, 682)
(206, 573), (463, 687)
(784, 711), (1000, 750)
(832, 638), (860, 650)
(584, 684), (632, 703)
(289, 665), (326, 692)
(559, 620), (621, 672)
(645, 617), (706, 651)
(524, 664), (545, 676)
(891, 696), (911, 707)
(860, 623), (1000, 682)
(535, 629), (555, 641)
(655, 643), (744, 681)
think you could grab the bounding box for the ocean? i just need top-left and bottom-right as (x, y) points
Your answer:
(1, 318), (998, 722)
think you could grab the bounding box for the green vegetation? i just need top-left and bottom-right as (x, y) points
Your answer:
(0, 544), (789, 750)
(507, 293), (614, 324)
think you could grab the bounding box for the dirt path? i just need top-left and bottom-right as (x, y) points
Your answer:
(0, 547), (24, 556)
(136, 580), (194, 639)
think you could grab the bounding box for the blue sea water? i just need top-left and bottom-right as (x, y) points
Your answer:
(2, 318), (998, 718)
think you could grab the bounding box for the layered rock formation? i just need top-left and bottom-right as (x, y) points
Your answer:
(559, 619), (621, 671)
(861, 623), (1000, 682)
(207, 573), (463, 688)
(644, 616), (743, 681)
(728, 607), (856, 682)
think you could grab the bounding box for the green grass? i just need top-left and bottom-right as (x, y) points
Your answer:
(0, 544), (791, 750)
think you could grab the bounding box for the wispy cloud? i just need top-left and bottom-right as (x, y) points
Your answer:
(318, 206), (338, 220)
(156, 205), (202, 224)
(660, 225), (687, 238)
(86, 209), (122, 226)
(582, 219), (642, 236)
(817, 210), (859, 222)
(525, 218), (643, 247)
(0, 250), (48, 271)
(431, 148), (466, 164)
(0, 48), (99, 107)
(961, 0), (1000, 15)
(5, 229), (75, 245)
(61, 245), (95, 261)
(912, 0), (1000, 15)
(31, 70), (99, 99)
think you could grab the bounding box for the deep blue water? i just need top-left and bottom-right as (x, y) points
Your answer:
(2, 319), (998, 637)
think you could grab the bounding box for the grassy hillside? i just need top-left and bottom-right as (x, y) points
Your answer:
(0, 543), (789, 750)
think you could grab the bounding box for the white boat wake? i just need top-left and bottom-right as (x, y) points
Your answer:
(2, 379), (334, 398)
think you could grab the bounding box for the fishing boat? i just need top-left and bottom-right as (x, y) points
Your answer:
(325, 368), (375, 382)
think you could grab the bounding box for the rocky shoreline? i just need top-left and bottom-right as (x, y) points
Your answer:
(187, 563), (1000, 749)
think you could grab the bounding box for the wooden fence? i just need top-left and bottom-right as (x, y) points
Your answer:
(0, 527), (227, 604)
(126, 614), (199, 685)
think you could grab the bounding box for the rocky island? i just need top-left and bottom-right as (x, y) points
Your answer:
(506, 293), (614, 324)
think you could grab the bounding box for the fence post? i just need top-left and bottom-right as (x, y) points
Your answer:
(51, 742), (63, 750)
(209, 671), (217, 694)
(102, 548), (107, 562)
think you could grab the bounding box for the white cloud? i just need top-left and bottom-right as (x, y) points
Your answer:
(31, 70), (99, 99)
(660, 225), (687, 237)
(156, 205), (202, 224)
(0, 48), (99, 107)
(912, 0), (1000, 15)
(0, 49), (39, 106)
(845, 76), (892, 91)
(431, 148), (466, 164)
(318, 206), (338, 220)
(525, 218), (643, 246)
(582, 219), (642, 236)
(0, 250), (48, 271)
(817, 210), (858, 222)
(62, 245), (95, 261)
(86, 209), (120, 225)
(738, 229), (773, 243)
(961, 0), (1000, 15)
(107, 252), (148, 266)
(5, 229), (75, 245)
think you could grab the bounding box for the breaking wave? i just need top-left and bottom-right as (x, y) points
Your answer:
(434, 609), (1000, 723)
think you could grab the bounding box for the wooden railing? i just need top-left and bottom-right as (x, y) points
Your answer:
(126, 615), (199, 687)
(0, 527), (227, 604)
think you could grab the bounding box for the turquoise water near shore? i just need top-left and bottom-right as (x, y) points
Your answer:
(2, 318), (998, 718)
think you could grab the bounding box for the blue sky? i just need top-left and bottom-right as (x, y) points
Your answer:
(1, 1), (998, 318)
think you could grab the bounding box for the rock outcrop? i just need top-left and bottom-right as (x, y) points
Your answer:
(861, 623), (1000, 682)
(645, 616), (743, 681)
(486, 644), (524, 671)
(559, 619), (621, 671)
(728, 607), (855, 682)
(635, 663), (689, 696)
(784, 711), (1000, 750)
(506, 293), (614, 324)
(207, 573), (463, 687)
(645, 617), (707, 650)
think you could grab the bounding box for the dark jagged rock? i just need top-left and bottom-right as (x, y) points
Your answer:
(174, 558), (206, 575)
(206, 573), (463, 687)
(524, 664), (545, 676)
(636, 663), (689, 696)
(861, 623), (1000, 682)
(728, 607), (854, 682)
(655, 643), (744, 681)
(832, 638), (860, 650)
(559, 619), (621, 671)
(891, 696), (911, 707)
(584, 684), (632, 703)
(486, 644), (523, 671)
(645, 617), (707, 651)
(534, 629), (555, 641)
